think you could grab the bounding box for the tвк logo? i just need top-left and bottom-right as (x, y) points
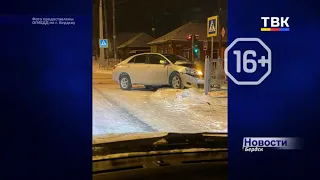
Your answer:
(261, 17), (290, 32)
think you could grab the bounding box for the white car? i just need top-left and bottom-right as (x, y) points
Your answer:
(112, 53), (204, 90)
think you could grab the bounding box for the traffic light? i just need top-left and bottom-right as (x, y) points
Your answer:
(187, 34), (192, 40)
(193, 34), (199, 56)
(187, 34), (200, 59)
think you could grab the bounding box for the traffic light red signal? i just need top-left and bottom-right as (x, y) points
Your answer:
(187, 34), (192, 40)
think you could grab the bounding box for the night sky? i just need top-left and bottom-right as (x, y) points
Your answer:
(93, 0), (228, 39)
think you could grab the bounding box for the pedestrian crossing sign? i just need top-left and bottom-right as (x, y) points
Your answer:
(99, 39), (108, 48)
(207, 16), (218, 37)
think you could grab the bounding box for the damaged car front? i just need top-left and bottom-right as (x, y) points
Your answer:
(164, 54), (205, 88)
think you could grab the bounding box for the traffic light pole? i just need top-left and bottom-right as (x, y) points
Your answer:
(191, 34), (194, 62)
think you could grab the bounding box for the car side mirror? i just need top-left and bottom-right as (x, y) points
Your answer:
(159, 60), (168, 65)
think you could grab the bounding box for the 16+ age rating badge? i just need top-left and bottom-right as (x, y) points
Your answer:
(224, 38), (272, 85)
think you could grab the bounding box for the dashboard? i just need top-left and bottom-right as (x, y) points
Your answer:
(93, 149), (227, 180)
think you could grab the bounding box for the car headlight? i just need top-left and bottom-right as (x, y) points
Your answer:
(185, 68), (203, 77)
(196, 70), (203, 76)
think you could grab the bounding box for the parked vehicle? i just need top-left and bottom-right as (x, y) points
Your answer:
(112, 53), (204, 90)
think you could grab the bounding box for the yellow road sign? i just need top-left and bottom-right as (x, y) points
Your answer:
(207, 16), (218, 37)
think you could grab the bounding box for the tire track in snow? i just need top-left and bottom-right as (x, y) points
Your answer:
(93, 87), (156, 135)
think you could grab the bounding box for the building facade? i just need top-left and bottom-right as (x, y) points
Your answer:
(148, 22), (228, 63)
(117, 33), (155, 60)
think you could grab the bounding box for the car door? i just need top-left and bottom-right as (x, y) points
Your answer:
(126, 54), (148, 84)
(144, 54), (169, 85)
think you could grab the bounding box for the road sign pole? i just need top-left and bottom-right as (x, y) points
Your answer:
(211, 37), (213, 59)
(103, 0), (109, 66)
(218, 0), (222, 59)
(99, 0), (105, 67)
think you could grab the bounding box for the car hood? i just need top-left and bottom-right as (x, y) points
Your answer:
(93, 132), (227, 144)
(175, 63), (197, 68)
(174, 61), (204, 71)
(93, 132), (169, 144)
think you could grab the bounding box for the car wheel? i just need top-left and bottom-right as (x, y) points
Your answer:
(170, 73), (183, 89)
(119, 74), (132, 90)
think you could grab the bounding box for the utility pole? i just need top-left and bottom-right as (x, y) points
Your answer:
(151, 14), (155, 37)
(103, 0), (109, 65)
(99, 0), (105, 66)
(112, 0), (117, 64)
(93, 2), (99, 60)
(218, 0), (222, 59)
(217, 0), (226, 83)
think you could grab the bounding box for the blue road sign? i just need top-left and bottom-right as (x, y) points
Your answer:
(99, 39), (108, 48)
(207, 16), (218, 37)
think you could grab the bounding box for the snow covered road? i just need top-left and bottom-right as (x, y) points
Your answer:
(93, 87), (156, 134)
(93, 67), (227, 135)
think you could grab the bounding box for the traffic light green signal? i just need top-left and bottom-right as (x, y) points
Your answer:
(194, 44), (199, 53)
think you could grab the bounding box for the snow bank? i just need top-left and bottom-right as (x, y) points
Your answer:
(150, 88), (227, 107)
(149, 88), (228, 133)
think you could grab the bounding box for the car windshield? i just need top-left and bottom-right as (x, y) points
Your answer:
(164, 54), (191, 64)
